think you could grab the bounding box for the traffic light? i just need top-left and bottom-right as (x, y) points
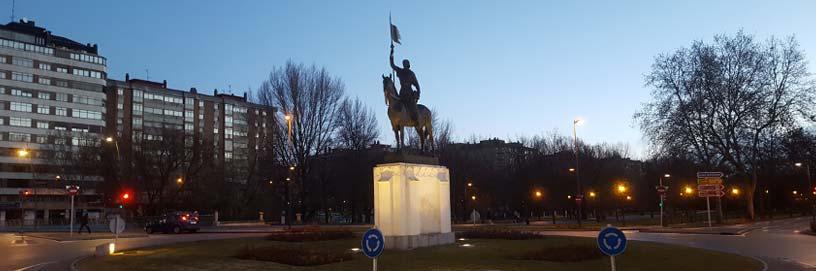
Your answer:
(118, 191), (132, 208)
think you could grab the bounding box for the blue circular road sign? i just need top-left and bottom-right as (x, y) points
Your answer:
(361, 228), (384, 258)
(597, 227), (627, 256)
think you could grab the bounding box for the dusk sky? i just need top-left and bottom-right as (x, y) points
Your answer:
(10, 0), (816, 158)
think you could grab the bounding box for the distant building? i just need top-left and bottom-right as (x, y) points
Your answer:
(106, 76), (275, 184)
(0, 19), (108, 224)
(447, 138), (537, 171)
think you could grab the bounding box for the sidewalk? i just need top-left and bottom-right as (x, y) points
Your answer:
(21, 231), (148, 241)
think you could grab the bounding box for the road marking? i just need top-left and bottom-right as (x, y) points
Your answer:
(14, 261), (56, 271)
(748, 257), (768, 271)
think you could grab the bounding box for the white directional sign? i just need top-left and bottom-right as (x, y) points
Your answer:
(109, 215), (125, 235)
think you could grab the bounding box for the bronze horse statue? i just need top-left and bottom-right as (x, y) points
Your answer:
(382, 74), (434, 152)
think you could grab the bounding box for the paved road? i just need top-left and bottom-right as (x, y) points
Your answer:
(1, 232), (267, 271)
(538, 216), (816, 271)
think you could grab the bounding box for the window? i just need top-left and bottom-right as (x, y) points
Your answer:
(36, 121), (48, 129)
(37, 106), (49, 114)
(0, 56), (6, 63)
(10, 102), (32, 112)
(12, 57), (33, 68)
(74, 95), (102, 106)
(55, 93), (69, 102)
(54, 80), (68, 88)
(38, 77), (50, 85)
(36, 135), (47, 144)
(54, 126), (66, 131)
(132, 117), (142, 127)
(38, 63), (51, 70)
(10, 89), (32, 97)
(37, 92), (51, 100)
(72, 109), (102, 120)
(9, 117), (30, 127)
(8, 132), (30, 142)
(55, 107), (67, 116)
(11, 72), (33, 82)
(0, 38), (54, 55)
(56, 67), (68, 73)
(69, 53), (105, 65)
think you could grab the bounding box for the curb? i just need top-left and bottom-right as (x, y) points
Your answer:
(25, 234), (148, 242)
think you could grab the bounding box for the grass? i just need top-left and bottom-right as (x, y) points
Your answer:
(79, 236), (762, 271)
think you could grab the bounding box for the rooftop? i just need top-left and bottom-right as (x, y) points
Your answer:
(0, 19), (99, 54)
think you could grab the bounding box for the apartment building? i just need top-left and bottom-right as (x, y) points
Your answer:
(0, 19), (107, 224)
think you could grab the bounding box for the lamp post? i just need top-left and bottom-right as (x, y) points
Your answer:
(572, 118), (583, 227)
(616, 184), (627, 224)
(795, 162), (815, 223)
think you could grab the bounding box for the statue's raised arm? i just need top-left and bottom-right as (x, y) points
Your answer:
(390, 46), (402, 72)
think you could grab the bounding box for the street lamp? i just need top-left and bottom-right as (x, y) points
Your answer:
(589, 191), (596, 198)
(658, 173), (671, 227)
(572, 118), (584, 227)
(684, 186), (694, 194)
(471, 195), (476, 201)
(794, 162), (815, 223)
(535, 191), (542, 198)
(731, 187), (740, 196)
(176, 177), (183, 185)
(617, 184), (627, 194)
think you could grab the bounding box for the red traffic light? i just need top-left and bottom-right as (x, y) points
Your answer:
(121, 193), (130, 200)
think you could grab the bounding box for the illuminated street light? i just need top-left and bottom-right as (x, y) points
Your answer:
(589, 191), (596, 198)
(793, 190), (798, 195)
(795, 162), (803, 167)
(17, 149), (29, 158)
(176, 177), (183, 184)
(105, 137), (114, 143)
(289, 166), (295, 171)
(534, 191), (542, 198)
(684, 186), (694, 194)
(569, 168), (576, 172)
(626, 195), (632, 201)
(471, 195), (476, 201)
(731, 188), (740, 196)
(617, 184), (627, 194)
(284, 114), (292, 121)
(664, 174), (671, 178)
(567, 195), (572, 199)
(467, 182), (473, 187)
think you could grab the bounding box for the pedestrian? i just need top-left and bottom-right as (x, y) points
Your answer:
(79, 213), (91, 234)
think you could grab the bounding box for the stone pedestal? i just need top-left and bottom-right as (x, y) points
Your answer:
(373, 161), (454, 250)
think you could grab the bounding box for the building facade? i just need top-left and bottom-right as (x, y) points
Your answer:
(0, 19), (107, 224)
(106, 76), (275, 187)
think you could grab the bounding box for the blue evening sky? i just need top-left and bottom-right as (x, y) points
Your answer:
(10, 1), (816, 157)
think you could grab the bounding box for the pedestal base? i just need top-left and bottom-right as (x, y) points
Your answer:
(385, 232), (456, 250)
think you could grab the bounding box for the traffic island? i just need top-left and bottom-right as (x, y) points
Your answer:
(77, 235), (763, 271)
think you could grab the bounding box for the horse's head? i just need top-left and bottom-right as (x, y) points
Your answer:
(382, 74), (397, 106)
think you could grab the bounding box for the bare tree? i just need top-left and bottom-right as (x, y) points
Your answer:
(255, 60), (345, 220)
(336, 97), (379, 151)
(636, 31), (816, 220)
(131, 128), (193, 214)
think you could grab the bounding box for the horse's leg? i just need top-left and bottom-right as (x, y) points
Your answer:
(393, 127), (400, 149)
(416, 126), (425, 153)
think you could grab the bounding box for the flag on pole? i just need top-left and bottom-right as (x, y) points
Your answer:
(390, 16), (401, 45)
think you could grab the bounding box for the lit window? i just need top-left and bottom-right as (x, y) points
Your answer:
(10, 102), (32, 112)
(37, 106), (50, 114)
(9, 117), (31, 127)
(36, 121), (48, 129)
(55, 107), (67, 116)
(38, 63), (51, 70)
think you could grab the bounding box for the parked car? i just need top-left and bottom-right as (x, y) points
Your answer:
(144, 211), (200, 234)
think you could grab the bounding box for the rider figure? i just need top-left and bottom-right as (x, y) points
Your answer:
(390, 45), (420, 122)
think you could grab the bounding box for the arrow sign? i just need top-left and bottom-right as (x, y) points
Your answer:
(698, 190), (725, 197)
(597, 226), (627, 256)
(697, 184), (725, 191)
(697, 172), (724, 178)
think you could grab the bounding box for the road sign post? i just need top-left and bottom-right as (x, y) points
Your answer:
(697, 172), (723, 227)
(109, 214), (125, 242)
(597, 226), (627, 271)
(66, 185), (80, 236)
(361, 228), (384, 271)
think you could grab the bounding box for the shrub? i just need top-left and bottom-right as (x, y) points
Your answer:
(266, 230), (354, 242)
(520, 245), (603, 262)
(235, 245), (353, 266)
(458, 229), (544, 240)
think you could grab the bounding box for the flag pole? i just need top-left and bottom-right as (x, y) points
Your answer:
(389, 12), (395, 80)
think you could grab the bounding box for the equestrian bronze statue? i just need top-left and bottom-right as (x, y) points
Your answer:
(382, 74), (433, 152)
